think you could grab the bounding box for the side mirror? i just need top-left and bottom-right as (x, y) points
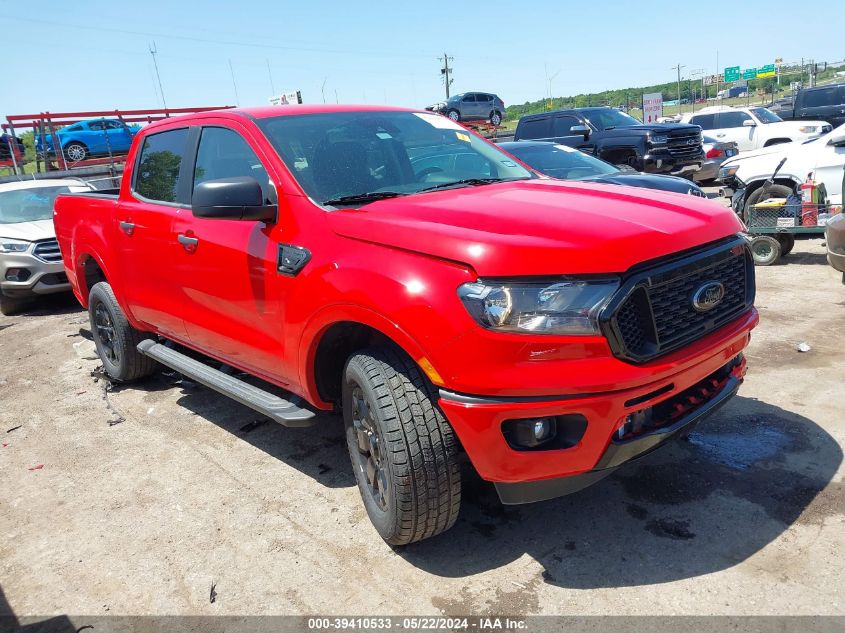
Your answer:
(742, 119), (757, 127)
(192, 177), (276, 222)
(570, 124), (591, 137)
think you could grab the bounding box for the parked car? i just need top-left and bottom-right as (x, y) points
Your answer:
(54, 105), (757, 545)
(680, 106), (831, 153)
(718, 123), (845, 217)
(778, 84), (845, 128)
(36, 118), (140, 162)
(0, 178), (95, 315)
(825, 204), (845, 282)
(499, 141), (707, 197)
(513, 107), (704, 176)
(695, 135), (739, 182)
(426, 92), (505, 125)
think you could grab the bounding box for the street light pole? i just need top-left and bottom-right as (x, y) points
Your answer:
(671, 63), (686, 112)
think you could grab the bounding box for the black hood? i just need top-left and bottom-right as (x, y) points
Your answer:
(583, 172), (701, 195)
(604, 122), (700, 135)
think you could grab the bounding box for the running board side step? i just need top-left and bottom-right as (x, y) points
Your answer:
(137, 340), (316, 427)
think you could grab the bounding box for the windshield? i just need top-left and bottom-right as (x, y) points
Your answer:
(0, 186), (71, 224)
(750, 107), (783, 124)
(584, 109), (641, 130)
(257, 111), (533, 205)
(505, 144), (619, 180)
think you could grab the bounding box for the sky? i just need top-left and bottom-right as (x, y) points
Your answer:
(3, 0), (843, 118)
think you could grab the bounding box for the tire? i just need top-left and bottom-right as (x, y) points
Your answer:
(750, 235), (782, 266)
(447, 109), (460, 122)
(342, 348), (461, 545)
(743, 183), (793, 223)
(88, 281), (157, 382)
(0, 293), (30, 316)
(490, 110), (502, 126)
(64, 142), (88, 162)
(777, 233), (795, 256)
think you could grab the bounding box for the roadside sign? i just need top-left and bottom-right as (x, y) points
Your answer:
(743, 68), (757, 80)
(757, 64), (776, 78)
(269, 91), (303, 105)
(724, 66), (741, 82)
(642, 92), (663, 123)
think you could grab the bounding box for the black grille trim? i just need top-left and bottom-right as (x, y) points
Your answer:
(601, 236), (755, 363)
(33, 239), (62, 263)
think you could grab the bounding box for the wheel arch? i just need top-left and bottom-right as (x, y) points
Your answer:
(300, 307), (432, 409)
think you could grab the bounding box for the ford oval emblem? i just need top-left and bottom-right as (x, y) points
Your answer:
(692, 281), (725, 312)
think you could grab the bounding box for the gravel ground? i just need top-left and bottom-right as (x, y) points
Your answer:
(1, 236), (843, 620)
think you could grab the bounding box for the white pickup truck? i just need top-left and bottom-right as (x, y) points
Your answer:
(717, 123), (845, 217)
(681, 106), (831, 153)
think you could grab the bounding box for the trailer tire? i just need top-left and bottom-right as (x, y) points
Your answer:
(750, 235), (781, 266)
(342, 347), (461, 545)
(88, 282), (157, 382)
(776, 233), (795, 256)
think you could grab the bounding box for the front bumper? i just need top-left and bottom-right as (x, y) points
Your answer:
(0, 251), (70, 298)
(437, 310), (756, 499)
(641, 150), (704, 175)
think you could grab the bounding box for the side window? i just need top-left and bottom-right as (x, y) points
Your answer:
(803, 88), (836, 108)
(66, 124), (83, 132)
(517, 117), (551, 140)
(134, 128), (190, 203)
(690, 114), (715, 129)
(193, 127), (271, 203)
(716, 111), (752, 128)
(88, 121), (105, 131)
(103, 120), (124, 130)
(462, 94), (477, 102)
(553, 115), (582, 136)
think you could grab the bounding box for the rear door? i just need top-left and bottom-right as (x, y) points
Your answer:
(798, 87), (839, 122)
(515, 116), (552, 142)
(171, 121), (287, 378)
(115, 126), (192, 339)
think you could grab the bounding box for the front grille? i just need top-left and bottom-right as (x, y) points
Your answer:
(667, 131), (702, 158)
(604, 239), (754, 363)
(33, 239), (62, 263)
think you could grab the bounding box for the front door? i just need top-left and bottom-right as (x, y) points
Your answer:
(172, 122), (288, 380)
(115, 126), (192, 339)
(713, 110), (757, 151)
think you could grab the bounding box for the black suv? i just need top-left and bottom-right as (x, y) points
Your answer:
(779, 84), (845, 128)
(513, 107), (704, 176)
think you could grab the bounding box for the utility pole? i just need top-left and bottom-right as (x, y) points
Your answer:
(690, 68), (705, 113)
(149, 42), (167, 110)
(671, 63), (685, 111)
(228, 59), (240, 106)
(266, 59), (275, 95)
(439, 53), (454, 98)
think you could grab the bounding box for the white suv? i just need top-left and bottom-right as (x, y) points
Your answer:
(681, 106), (831, 153)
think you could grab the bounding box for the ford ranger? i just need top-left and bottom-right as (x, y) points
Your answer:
(53, 105), (758, 544)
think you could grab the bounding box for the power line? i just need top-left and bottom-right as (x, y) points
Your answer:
(228, 59), (240, 106)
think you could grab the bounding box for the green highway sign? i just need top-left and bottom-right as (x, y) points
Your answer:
(743, 68), (757, 80)
(757, 64), (776, 78)
(724, 66), (741, 82)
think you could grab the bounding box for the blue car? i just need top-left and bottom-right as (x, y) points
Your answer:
(36, 118), (140, 163)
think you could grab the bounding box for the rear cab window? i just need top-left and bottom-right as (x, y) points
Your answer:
(690, 114), (716, 129)
(517, 117), (552, 140)
(132, 128), (191, 204)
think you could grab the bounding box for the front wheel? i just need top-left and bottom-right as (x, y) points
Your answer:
(88, 282), (157, 382)
(342, 348), (462, 545)
(64, 142), (88, 162)
(447, 109), (460, 122)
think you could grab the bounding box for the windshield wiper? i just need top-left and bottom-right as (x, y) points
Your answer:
(322, 191), (407, 206)
(417, 177), (521, 193)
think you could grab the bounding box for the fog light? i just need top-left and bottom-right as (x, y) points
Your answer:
(5, 268), (31, 282)
(533, 419), (551, 441)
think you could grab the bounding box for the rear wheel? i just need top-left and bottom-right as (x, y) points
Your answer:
(342, 348), (462, 545)
(777, 233), (795, 256)
(750, 235), (782, 266)
(490, 110), (502, 126)
(88, 282), (157, 382)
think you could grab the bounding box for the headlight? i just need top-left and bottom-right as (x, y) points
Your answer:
(458, 278), (620, 336)
(0, 238), (31, 253)
(798, 125), (818, 133)
(719, 165), (739, 180)
(649, 134), (668, 145)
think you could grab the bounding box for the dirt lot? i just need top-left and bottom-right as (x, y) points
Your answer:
(1, 237), (844, 619)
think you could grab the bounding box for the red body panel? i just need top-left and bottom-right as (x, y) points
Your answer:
(53, 105), (758, 484)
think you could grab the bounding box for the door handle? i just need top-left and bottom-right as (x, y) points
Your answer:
(716, 133), (726, 138)
(177, 233), (199, 252)
(119, 221), (135, 235)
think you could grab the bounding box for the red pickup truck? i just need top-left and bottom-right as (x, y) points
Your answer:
(54, 105), (758, 544)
